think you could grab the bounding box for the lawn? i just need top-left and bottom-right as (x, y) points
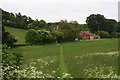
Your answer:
(14, 38), (118, 78)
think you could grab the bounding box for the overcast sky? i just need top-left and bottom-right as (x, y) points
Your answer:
(0, 0), (119, 24)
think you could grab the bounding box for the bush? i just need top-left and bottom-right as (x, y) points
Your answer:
(25, 29), (63, 45)
(98, 31), (110, 38)
(25, 29), (39, 45)
(76, 34), (82, 40)
(51, 30), (64, 43)
(118, 33), (120, 38)
(37, 29), (55, 44)
(2, 44), (23, 79)
(111, 32), (120, 38)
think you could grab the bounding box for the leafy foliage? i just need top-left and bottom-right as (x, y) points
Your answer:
(37, 29), (55, 44)
(25, 29), (39, 45)
(25, 29), (64, 45)
(2, 45), (23, 79)
(105, 19), (117, 33)
(2, 9), (33, 29)
(86, 14), (118, 34)
(117, 22), (120, 32)
(98, 31), (110, 38)
(29, 19), (50, 30)
(111, 32), (120, 38)
(58, 20), (80, 41)
(86, 14), (106, 33)
(51, 30), (64, 43)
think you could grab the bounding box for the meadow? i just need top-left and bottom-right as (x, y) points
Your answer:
(6, 27), (26, 44)
(15, 39), (118, 78)
(6, 27), (118, 78)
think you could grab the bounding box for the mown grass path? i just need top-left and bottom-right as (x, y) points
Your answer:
(59, 45), (68, 75)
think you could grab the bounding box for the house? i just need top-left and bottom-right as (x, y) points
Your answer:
(79, 31), (100, 40)
(48, 22), (59, 30)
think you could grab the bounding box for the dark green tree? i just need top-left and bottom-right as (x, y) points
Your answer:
(30, 19), (50, 30)
(86, 14), (106, 33)
(117, 22), (120, 32)
(105, 19), (117, 33)
(2, 9), (34, 29)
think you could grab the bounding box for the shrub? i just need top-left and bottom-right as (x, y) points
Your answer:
(51, 30), (64, 43)
(25, 29), (39, 45)
(112, 32), (120, 38)
(25, 29), (62, 45)
(2, 44), (23, 79)
(118, 33), (120, 38)
(37, 29), (55, 44)
(76, 34), (82, 40)
(98, 31), (110, 38)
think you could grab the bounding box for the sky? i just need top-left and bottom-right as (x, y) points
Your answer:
(119, 1), (120, 22)
(0, 0), (119, 24)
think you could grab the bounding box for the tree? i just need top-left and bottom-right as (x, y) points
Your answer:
(116, 22), (120, 32)
(105, 19), (117, 33)
(30, 19), (50, 30)
(86, 14), (106, 33)
(79, 24), (89, 31)
(69, 20), (79, 25)
(39, 20), (50, 30)
(2, 9), (34, 29)
(58, 20), (79, 41)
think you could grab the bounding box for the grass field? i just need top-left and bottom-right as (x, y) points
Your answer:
(6, 27), (118, 78)
(5, 27), (26, 44)
(14, 38), (118, 78)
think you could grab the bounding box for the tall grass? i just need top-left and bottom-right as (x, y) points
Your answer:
(13, 39), (118, 78)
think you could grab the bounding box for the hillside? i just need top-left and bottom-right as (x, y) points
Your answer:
(5, 27), (27, 44)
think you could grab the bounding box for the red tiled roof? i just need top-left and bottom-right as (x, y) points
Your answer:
(80, 31), (100, 38)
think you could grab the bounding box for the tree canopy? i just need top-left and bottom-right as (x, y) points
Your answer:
(86, 14), (118, 34)
(86, 14), (106, 33)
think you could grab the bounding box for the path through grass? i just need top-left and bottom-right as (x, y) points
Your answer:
(60, 45), (68, 74)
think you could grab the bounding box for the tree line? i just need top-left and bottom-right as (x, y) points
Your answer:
(1, 8), (120, 46)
